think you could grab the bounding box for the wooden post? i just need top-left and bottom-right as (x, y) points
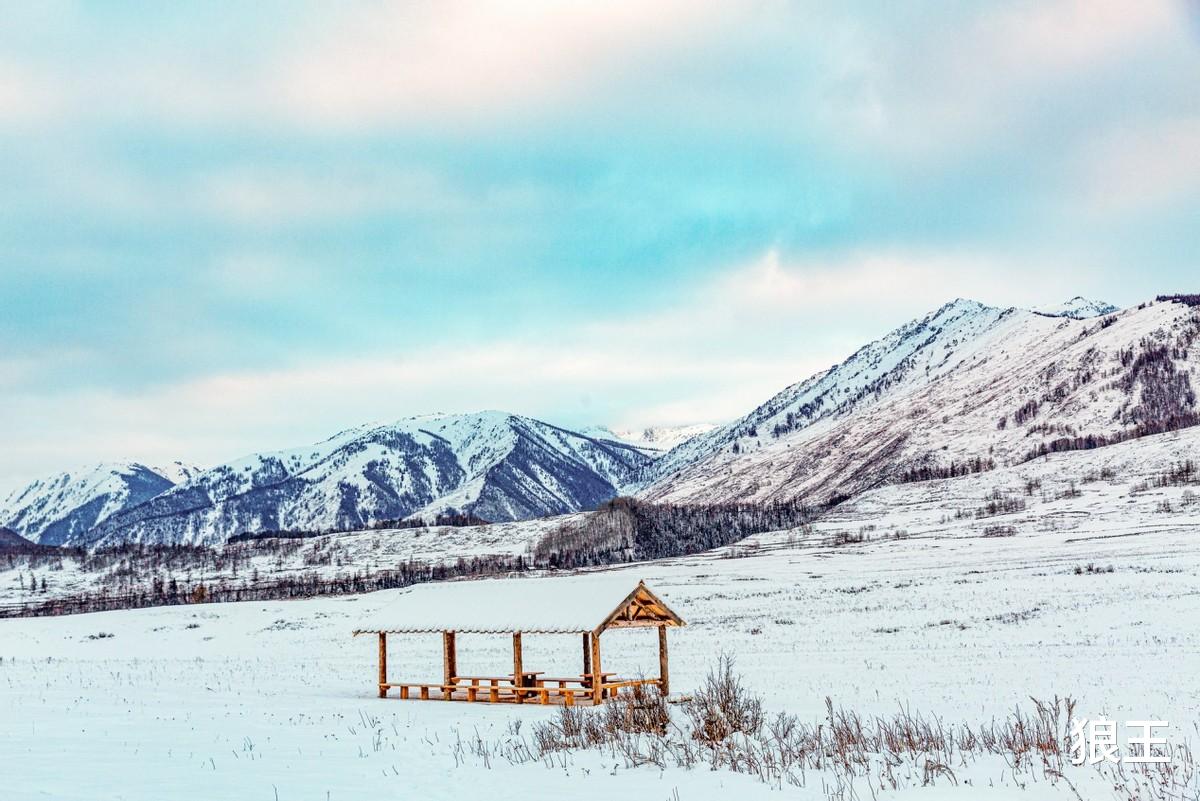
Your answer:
(512, 631), (523, 704)
(377, 632), (388, 698)
(582, 632), (591, 678)
(590, 631), (602, 705)
(443, 631), (457, 685)
(658, 625), (669, 696)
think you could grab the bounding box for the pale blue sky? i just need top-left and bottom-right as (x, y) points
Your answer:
(2, 1), (1199, 489)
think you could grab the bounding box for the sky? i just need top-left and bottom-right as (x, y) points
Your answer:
(2, 0), (1199, 492)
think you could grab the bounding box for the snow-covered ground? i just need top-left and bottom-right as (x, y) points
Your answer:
(3, 428), (1200, 799)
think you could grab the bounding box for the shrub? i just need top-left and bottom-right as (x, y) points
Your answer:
(683, 656), (765, 744)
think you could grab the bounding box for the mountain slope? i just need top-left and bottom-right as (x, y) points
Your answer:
(641, 296), (1198, 506)
(86, 411), (654, 547)
(0, 463), (180, 545)
(0, 526), (36, 550)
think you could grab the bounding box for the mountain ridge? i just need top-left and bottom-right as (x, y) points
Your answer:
(639, 296), (1197, 506)
(10, 294), (1194, 552)
(81, 411), (654, 547)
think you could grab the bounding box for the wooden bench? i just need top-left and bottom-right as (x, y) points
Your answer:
(532, 676), (583, 688)
(456, 672), (551, 702)
(379, 676), (599, 705)
(454, 675), (516, 703)
(601, 678), (662, 698)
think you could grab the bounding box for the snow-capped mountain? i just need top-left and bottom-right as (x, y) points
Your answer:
(580, 424), (717, 453)
(10, 294), (1188, 549)
(84, 411), (655, 547)
(1035, 296), (1120, 319)
(0, 462), (181, 545)
(640, 296), (1198, 506)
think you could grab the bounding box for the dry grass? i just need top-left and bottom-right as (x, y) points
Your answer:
(510, 660), (1200, 800)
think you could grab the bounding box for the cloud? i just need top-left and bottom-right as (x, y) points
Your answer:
(191, 166), (467, 226)
(7, 151), (486, 231)
(986, 0), (1175, 72)
(2, 1), (1191, 148)
(1076, 118), (1200, 214)
(593, 247), (1093, 351)
(0, 60), (60, 129)
(709, 249), (1014, 311)
(823, 0), (1186, 164)
(269, 1), (741, 130)
(9, 3), (736, 133)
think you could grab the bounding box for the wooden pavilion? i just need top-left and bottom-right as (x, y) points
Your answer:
(353, 577), (684, 705)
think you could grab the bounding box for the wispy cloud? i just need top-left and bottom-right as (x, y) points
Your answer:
(821, 0), (1189, 163)
(0, 60), (57, 127)
(1076, 117), (1200, 215)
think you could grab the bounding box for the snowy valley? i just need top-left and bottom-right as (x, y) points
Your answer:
(4, 294), (1200, 800)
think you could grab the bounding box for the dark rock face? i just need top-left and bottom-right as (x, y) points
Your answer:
(0, 526), (35, 550)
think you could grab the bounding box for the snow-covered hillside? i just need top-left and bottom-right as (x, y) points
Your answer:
(642, 296), (1198, 506)
(0, 462), (183, 545)
(82, 412), (653, 547)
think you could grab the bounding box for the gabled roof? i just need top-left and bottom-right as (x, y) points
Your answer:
(354, 575), (684, 635)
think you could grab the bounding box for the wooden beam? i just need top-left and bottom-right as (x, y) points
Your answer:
(512, 631), (524, 704)
(582, 632), (591, 677)
(442, 630), (457, 687)
(377, 632), (388, 698)
(658, 625), (669, 696)
(590, 632), (602, 705)
(596, 581), (685, 633)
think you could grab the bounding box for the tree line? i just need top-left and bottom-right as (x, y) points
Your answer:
(532, 496), (822, 569)
(3, 497), (827, 617)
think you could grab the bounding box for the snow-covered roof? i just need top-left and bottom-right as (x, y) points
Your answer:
(354, 575), (684, 634)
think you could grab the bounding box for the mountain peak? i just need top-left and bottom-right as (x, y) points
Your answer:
(0, 462), (180, 545)
(1034, 296), (1120, 319)
(582, 424), (718, 453)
